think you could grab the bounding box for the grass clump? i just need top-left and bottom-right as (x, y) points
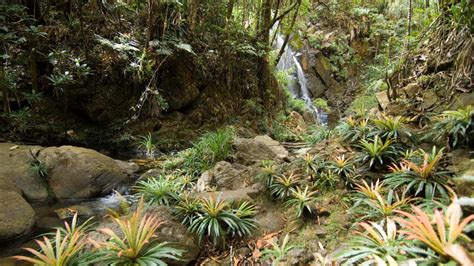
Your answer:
(168, 128), (235, 176)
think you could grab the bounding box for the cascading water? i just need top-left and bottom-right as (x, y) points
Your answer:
(274, 34), (326, 124)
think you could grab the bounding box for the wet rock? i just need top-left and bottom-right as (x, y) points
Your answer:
(196, 161), (259, 192)
(0, 191), (35, 243)
(38, 146), (129, 199)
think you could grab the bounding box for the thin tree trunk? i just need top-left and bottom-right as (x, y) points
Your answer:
(407, 0), (412, 36)
(1, 67), (10, 114)
(275, 0), (301, 66)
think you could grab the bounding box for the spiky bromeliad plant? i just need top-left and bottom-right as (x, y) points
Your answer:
(395, 202), (474, 264)
(372, 114), (415, 143)
(13, 213), (92, 265)
(285, 186), (318, 218)
(352, 189), (414, 223)
(329, 154), (355, 182)
(384, 147), (450, 200)
(335, 116), (373, 144)
(89, 199), (183, 265)
(261, 234), (300, 266)
(269, 172), (300, 200)
(134, 175), (180, 205)
(336, 218), (430, 265)
(189, 197), (257, 247)
(173, 195), (202, 226)
(429, 105), (473, 148)
(260, 160), (278, 187)
(313, 170), (340, 190)
(357, 135), (398, 170)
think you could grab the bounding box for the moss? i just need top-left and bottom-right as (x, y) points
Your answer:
(346, 94), (378, 115)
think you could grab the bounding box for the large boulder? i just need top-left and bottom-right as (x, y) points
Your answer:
(0, 143), (129, 200)
(233, 135), (288, 165)
(0, 191), (36, 242)
(38, 146), (129, 199)
(0, 143), (49, 200)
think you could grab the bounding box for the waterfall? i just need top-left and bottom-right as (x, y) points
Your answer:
(274, 34), (326, 124)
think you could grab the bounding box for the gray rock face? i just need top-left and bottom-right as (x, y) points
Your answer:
(0, 191), (35, 242)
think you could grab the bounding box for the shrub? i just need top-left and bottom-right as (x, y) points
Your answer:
(285, 186), (317, 218)
(429, 105), (473, 148)
(395, 202), (474, 264)
(270, 173), (301, 200)
(384, 147), (450, 199)
(90, 199), (183, 265)
(13, 213), (91, 265)
(357, 135), (398, 169)
(304, 125), (333, 145)
(134, 176), (180, 205)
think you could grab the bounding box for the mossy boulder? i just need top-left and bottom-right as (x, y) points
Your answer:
(0, 191), (35, 243)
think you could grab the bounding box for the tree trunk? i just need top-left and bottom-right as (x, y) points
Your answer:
(275, 0), (301, 66)
(22, 0), (42, 20)
(407, 0), (412, 36)
(1, 67), (10, 114)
